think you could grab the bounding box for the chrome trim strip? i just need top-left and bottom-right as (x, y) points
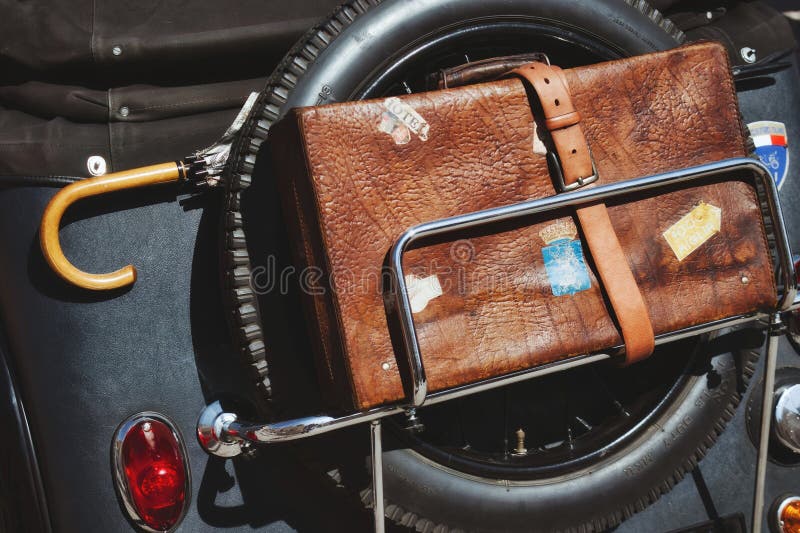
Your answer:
(111, 412), (191, 533)
(0, 331), (52, 532)
(217, 353), (611, 445)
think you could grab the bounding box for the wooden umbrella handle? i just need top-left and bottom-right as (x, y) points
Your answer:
(40, 162), (184, 291)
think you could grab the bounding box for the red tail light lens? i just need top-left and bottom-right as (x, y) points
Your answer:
(113, 413), (190, 532)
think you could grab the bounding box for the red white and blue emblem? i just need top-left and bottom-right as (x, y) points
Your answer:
(748, 121), (789, 190)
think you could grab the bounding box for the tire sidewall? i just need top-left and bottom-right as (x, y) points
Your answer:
(280, 0), (679, 112)
(381, 350), (752, 532)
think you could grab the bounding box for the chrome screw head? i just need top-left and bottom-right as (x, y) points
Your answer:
(86, 155), (107, 176)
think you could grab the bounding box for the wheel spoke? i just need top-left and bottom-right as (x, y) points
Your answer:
(574, 416), (593, 432)
(591, 368), (632, 417)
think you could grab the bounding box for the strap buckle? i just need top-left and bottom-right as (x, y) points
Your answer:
(547, 150), (599, 192)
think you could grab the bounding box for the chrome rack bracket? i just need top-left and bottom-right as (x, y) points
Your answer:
(371, 420), (386, 533)
(198, 158), (796, 457)
(752, 312), (786, 533)
(195, 158), (797, 533)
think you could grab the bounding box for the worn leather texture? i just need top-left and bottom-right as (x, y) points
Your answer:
(509, 62), (656, 363)
(269, 42), (778, 410)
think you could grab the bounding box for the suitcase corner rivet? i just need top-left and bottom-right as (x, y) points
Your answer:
(741, 275), (750, 284)
(381, 362), (391, 371)
(112, 45), (123, 56)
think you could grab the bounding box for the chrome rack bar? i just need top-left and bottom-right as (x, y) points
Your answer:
(197, 158), (800, 533)
(197, 158), (795, 475)
(389, 157), (796, 408)
(196, 157), (795, 533)
(370, 420), (385, 533)
(196, 352), (613, 450)
(198, 311), (771, 450)
(752, 313), (783, 533)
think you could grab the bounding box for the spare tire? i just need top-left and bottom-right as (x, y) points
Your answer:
(369, 342), (759, 532)
(220, 1), (761, 531)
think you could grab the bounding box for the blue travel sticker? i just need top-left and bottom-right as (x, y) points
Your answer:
(539, 220), (591, 297)
(748, 121), (789, 190)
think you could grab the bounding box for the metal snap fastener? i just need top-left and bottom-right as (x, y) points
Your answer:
(119, 106), (130, 117)
(741, 47), (756, 64)
(87, 155), (107, 176)
(112, 45), (123, 56)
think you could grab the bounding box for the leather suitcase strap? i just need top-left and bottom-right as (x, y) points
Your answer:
(509, 62), (656, 364)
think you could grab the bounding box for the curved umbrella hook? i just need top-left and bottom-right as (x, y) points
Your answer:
(39, 162), (187, 291)
(38, 91), (259, 291)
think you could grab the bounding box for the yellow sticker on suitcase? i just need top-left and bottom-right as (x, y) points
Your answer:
(663, 202), (722, 261)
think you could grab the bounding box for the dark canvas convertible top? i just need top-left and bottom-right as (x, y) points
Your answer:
(0, 0), (792, 178)
(0, 0), (340, 176)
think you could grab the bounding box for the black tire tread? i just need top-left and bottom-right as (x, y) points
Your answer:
(221, 0), (383, 400)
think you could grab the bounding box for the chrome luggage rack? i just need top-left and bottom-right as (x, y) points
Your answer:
(197, 158), (798, 533)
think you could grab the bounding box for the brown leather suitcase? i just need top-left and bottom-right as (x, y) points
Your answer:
(268, 41), (777, 411)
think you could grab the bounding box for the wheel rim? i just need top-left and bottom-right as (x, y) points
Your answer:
(352, 19), (626, 99)
(389, 341), (696, 480)
(345, 18), (697, 481)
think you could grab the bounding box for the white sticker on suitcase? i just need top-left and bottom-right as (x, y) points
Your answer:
(378, 97), (430, 144)
(405, 274), (443, 313)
